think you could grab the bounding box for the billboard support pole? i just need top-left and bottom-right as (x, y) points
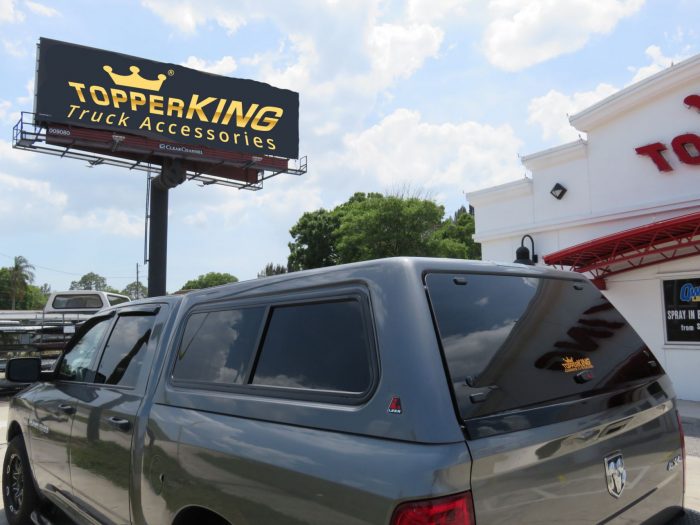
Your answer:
(147, 159), (186, 297)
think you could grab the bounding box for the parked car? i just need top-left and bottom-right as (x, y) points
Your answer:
(2, 258), (688, 524)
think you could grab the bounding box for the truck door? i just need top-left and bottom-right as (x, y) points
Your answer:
(68, 305), (164, 525)
(29, 315), (112, 498)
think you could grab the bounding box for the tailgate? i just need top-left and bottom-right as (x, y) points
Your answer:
(424, 271), (685, 523)
(466, 381), (683, 524)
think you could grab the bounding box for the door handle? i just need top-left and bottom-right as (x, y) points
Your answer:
(106, 417), (131, 432)
(57, 404), (75, 415)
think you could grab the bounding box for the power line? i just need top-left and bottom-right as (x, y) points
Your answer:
(0, 251), (139, 279)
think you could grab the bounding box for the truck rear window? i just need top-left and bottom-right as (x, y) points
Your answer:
(52, 294), (103, 309)
(425, 273), (662, 421)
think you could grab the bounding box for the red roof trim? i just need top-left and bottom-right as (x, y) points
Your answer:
(543, 211), (700, 285)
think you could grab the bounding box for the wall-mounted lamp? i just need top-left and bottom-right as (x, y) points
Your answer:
(514, 234), (538, 265)
(550, 182), (567, 200)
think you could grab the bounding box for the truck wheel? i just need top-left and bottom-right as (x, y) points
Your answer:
(3, 436), (39, 525)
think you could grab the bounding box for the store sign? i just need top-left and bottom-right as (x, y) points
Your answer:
(663, 278), (700, 343)
(635, 95), (700, 172)
(35, 38), (299, 159)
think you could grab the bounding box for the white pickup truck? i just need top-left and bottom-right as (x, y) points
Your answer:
(0, 290), (130, 323)
(0, 291), (130, 389)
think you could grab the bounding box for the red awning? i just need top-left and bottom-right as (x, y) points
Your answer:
(543, 211), (700, 289)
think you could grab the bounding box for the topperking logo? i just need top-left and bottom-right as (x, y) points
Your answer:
(561, 356), (594, 373)
(35, 38), (299, 159)
(66, 64), (282, 151)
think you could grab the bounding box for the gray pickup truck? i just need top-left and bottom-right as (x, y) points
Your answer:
(2, 258), (688, 524)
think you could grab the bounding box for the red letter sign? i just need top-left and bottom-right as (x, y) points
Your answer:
(635, 142), (673, 172)
(671, 133), (700, 165)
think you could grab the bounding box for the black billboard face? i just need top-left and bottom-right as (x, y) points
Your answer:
(35, 38), (299, 159)
(663, 278), (700, 343)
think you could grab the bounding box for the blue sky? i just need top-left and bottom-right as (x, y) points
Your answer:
(0, 0), (698, 292)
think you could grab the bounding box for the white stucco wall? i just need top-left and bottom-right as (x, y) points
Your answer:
(467, 54), (700, 400)
(604, 259), (700, 401)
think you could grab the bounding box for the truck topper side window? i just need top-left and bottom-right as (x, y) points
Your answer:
(251, 299), (372, 394)
(172, 307), (266, 386)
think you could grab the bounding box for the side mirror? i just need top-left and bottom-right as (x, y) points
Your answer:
(6, 357), (41, 383)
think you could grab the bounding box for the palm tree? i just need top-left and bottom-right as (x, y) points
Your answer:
(9, 256), (35, 310)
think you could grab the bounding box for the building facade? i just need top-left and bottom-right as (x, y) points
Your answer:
(467, 54), (700, 401)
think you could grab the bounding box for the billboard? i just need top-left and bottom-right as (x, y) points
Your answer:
(35, 38), (299, 159)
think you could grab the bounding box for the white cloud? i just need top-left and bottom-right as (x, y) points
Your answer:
(365, 23), (444, 87)
(0, 100), (11, 122)
(181, 55), (237, 76)
(484, 0), (645, 71)
(60, 209), (142, 237)
(141, 0), (245, 34)
(0, 0), (24, 23)
(407, 0), (470, 23)
(627, 45), (688, 84)
(0, 139), (36, 166)
(183, 182), (324, 229)
(3, 39), (26, 57)
(0, 172), (68, 219)
(528, 83), (618, 141)
(341, 108), (523, 193)
(0, 171), (68, 233)
(16, 78), (34, 105)
(24, 0), (59, 17)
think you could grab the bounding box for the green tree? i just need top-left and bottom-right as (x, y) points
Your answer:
(121, 281), (148, 300)
(257, 263), (288, 278)
(70, 272), (109, 291)
(287, 209), (340, 271)
(180, 272), (238, 290)
(0, 268), (12, 309)
(429, 206), (481, 260)
(335, 193), (446, 263)
(20, 285), (46, 310)
(40, 283), (51, 296)
(8, 256), (35, 310)
(287, 194), (481, 269)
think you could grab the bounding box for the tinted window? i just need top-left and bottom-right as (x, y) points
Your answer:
(58, 318), (111, 382)
(173, 308), (265, 385)
(52, 294), (103, 309)
(252, 300), (371, 394)
(426, 273), (661, 420)
(95, 315), (155, 387)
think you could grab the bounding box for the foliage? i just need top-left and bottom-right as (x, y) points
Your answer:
(0, 268), (45, 310)
(180, 272), (238, 290)
(287, 193), (481, 271)
(7, 256), (35, 310)
(70, 272), (109, 291)
(22, 285), (47, 309)
(335, 193), (445, 262)
(257, 263), (288, 278)
(121, 281), (148, 300)
(429, 206), (482, 260)
(287, 209), (339, 271)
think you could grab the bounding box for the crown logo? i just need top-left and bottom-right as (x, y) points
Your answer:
(103, 65), (167, 91)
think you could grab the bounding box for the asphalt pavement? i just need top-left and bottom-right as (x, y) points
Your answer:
(0, 397), (697, 525)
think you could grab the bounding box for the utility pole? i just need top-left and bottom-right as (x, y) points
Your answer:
(136, 263), (141, 299)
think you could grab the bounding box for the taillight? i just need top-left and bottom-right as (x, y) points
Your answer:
(391, 492), (475, 525)
(677, 410), (686, 502)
